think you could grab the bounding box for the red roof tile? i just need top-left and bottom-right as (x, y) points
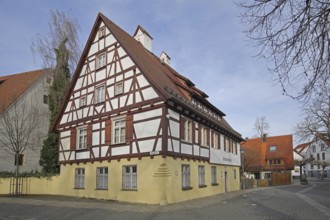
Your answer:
(0, 69), (45, 114)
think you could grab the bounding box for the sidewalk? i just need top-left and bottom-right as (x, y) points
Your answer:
(0, 187), (266, 213)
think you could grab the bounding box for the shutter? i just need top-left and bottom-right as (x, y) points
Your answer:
(70, 128), (76, 150)
(87, 124), (92, 149)
(180, 116), (186, 140)
(126, 114), (134, 143)
(105, 120), (112, 145)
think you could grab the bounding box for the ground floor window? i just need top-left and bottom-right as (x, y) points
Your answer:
(96, 167), (108, 189)
(122, 165), (137, 190)
(198, 165), (206, 187)
(211, 166), (218, 185)
(182, 164), (191, 190)
(75, 168), (85, 189)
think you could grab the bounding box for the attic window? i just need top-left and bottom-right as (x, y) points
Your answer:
(269, 146), (277, 152)
(99, 27), (106, 39)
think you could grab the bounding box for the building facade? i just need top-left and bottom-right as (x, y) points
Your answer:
(53, 13), (243, 204)
(241, 135), (294, 182)
(0, 70), (52, 172)
(295, 139), (330, 178)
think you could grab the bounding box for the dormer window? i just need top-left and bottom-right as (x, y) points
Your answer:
(96, 53), (106, 69)
(98, 27), (106, 39)
(269, 146), (277, 151)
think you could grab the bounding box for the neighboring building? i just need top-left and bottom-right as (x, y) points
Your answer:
(53, 13), (243, 204)
(241, 135), (294, 181)
(0, 69), (52, 172)
(295, 138), (330, 177)
(292, 142), (310, 179)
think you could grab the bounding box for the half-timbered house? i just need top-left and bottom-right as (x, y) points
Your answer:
(53, 13), (243, 204)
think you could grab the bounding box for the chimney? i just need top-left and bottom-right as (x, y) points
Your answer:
(160, 51), (171, 65)
(133, 25), (153, 52)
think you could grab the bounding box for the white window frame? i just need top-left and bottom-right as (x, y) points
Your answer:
(77, 127), (87, 150)
(198, 165), (206, 187)
(184, 119), (193, 142)
(95, 84), (105, 104)
(182, 164), (191, 189)
(96, 53), (106, 69)
(122, 165), (137, 190)
(112, 117), (126, 144)
(115, 82), (124, 95)
(75, 168), (85, 189)
(96, 167), (108, 189)
(201, 127), (208, 146)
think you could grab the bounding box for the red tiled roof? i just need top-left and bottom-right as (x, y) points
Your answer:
(54, 13), (241, 140)
(241, 135), (294, 171)
(294, 142), (310, 155)
(0, 69), (45, 114)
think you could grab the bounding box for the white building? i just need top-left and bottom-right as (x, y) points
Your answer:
(295, 138), (330, 178)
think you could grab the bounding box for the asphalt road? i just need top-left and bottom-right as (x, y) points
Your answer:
(0, 179), (329, 220)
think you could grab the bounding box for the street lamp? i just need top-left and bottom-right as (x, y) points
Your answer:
(240, 148), (246, 197)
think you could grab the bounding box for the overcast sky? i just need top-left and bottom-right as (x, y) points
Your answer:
(0, 0), (302, 144)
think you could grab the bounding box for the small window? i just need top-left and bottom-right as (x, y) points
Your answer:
(184, 119), (193, 142)
(112, 117), (126, 144)
(75, 168), (85, 189)
(321, 144), (325, 151)
(95, 85), (105, 104)
(198, 165), (206, 187)
(96, 167), (108, 189)
(201, 127), (208, 146)
(122, 165), (137, 190)
(269, 146), (277, 151)
(77, 127), (87, 150)
(80, 96), (87, 107)
(322, 153), (325, 160)
(96, 53), (106, 69)
(115, 82), (124, 95)
(14, 154), (24, 166)
(43, 95), (49, 104)
(46, 77), (52, 84)
(182, 164), (191, 189)
(234, 169), (237, 179)
(214, 133), (219, 149)
(98, 27), (106, 38)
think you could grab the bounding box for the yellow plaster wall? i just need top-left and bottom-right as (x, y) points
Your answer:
(0, 156), (241, 204)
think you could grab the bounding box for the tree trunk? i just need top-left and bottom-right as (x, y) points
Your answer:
(15, 153), (20, 196)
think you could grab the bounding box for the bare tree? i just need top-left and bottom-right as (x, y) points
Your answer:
(295, 85), (330, 145)
(254, 116), (270, 138)
(0, 96), (41, 195)
(31, 9), (81, 74)
(239, 1), (330, 100)
(295, 158), (313, 183)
